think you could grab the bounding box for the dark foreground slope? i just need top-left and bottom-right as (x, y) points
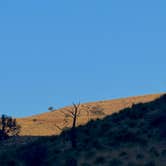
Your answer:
(0, 94), (166, 166)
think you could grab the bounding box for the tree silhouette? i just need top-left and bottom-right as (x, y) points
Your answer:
(48, 106), (54, 112)
(55, 103), (105, 148)
(55, 103), (81, 149)
(69, 103), (80, 148)
(0, 114), (20, 140)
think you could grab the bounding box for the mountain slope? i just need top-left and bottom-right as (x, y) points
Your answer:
(17, 93), (162, 136)
(1, 93), (166, 166)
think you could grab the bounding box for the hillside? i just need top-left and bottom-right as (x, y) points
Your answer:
(0, 93), (166, 166)
(17, 93), (162, 136)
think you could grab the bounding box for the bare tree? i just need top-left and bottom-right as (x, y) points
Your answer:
(55, 103), (104, 148)
(69, 103), (80, 148)
(55, 103), (81, 149)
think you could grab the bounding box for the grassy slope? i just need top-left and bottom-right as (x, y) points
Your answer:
(17, 94), (162, 136)
(0, 93), (166, 166)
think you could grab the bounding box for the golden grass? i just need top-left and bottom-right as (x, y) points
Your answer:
(17, 93), (162, 136)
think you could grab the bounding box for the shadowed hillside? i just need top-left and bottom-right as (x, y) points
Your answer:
(0, 93), (166, 166)
(17, 94), (162, 136)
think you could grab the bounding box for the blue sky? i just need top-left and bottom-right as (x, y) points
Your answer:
(0, 0), (165, 117)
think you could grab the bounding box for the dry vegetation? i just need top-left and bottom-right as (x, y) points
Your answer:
(17, 94), (162, 136)
(0, 93), (165, 166)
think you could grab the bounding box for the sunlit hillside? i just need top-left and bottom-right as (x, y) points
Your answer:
(1, 93), (166, 166)
(17, 93), (162, 136)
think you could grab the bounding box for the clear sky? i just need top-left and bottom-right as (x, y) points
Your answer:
(0, 0), (165, 117)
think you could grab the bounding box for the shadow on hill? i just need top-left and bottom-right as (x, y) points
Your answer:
(0, 94), (166, 166)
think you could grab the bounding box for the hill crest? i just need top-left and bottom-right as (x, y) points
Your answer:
(17, 93), (163, 136)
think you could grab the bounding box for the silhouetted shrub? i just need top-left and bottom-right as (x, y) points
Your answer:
(149, 147), (160, 157)
(136, 153), (144, 160)
(150, 113), (166, 128)
(5, 160), (18, 166)
(84, 149), (96, 159)
(81, 163), (90, 166)
(128, 107), (145, 119)
(119, 151), (128, 158)
(65, 157), (77, 166)
(144, 161), (155, 166)
(111, 112), (121, 123)
(90, 105), (105, 117)
(109, 158), (122, 166)
(92, 139), (103, 150)
(48, 106), (54, 111)
(161, 149), (166, 157)
(94, 156), (105, 165)
(126, 119), (138, 128)
(112, 129), (147, 145)
(127, 162), (140, 166)
(0, 153), (20, 166)
(0, 130), (8, 140)
(101, 122), (110, 131)
(32, 118), (37, 122)
(0, 115), (20, 140)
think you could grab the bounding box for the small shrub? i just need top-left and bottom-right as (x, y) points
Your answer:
(65, 157), (77, 166)
(92, 140), (103, 150)
(81, 163), (90, 166)
(90, 106), (105, 117)
(0, 153), (20, 166)
(48, 106), (54, 111)
(112, 129), (147, 145)
(32, 118), (37, 122)
(109, 158), (122, 166)
(144, 161), (155, 166)
(126, 119), (137, 128)
(149, 147), (160, 157)
(161, 149), (166, 157)
(127, 162), (140, 166)
(119, 151), (128, 159)
(100, 122), (110, 131)
(84, 149), (96, 159)
(94, 156), (105, 165)
(136, 153), (144, 160)
(5, 160), (19, 166)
